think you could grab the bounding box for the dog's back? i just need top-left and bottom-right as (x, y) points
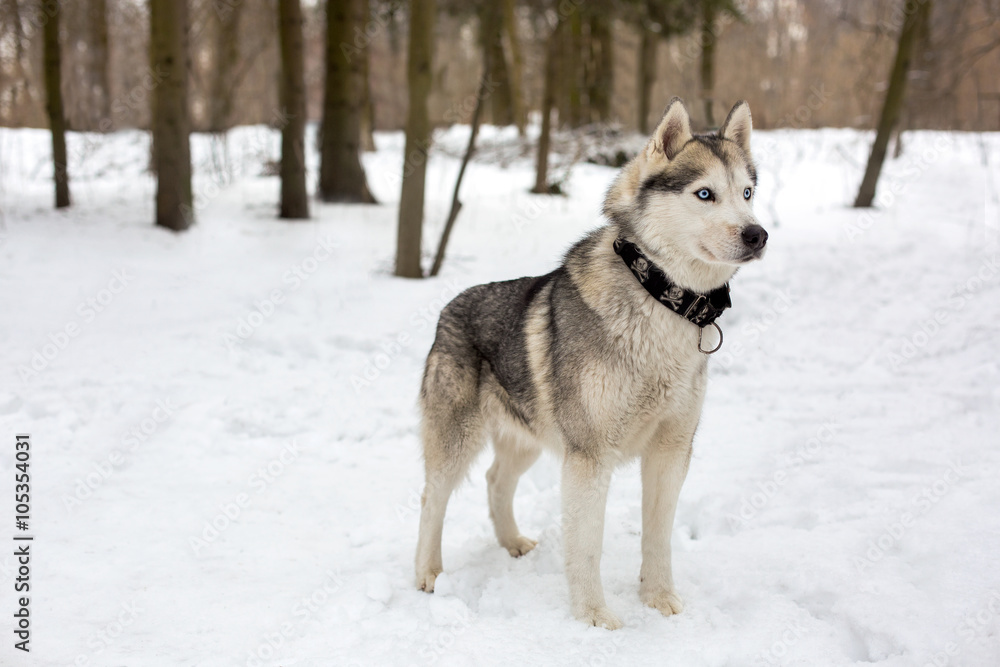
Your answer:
(422, 270), (559, 429)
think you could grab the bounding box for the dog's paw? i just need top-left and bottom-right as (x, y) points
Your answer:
(415, 567), (441, 593)
(641, 588), (684, 616)
(577, 606), (623, 630)
(501, 535), (537, 558)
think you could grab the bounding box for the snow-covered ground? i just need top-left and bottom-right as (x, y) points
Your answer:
(1, 123), (999, 667)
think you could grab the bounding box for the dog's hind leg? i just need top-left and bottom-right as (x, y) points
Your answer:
(486, 435), (541, 557)
(415, 350), (485, 593)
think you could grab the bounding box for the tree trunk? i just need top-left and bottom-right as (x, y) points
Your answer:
(481, 0), (513, 128)
(91, 0), (111, 124)
(533, 19), (561, 194)
(278, 0), (309, 219)
(565, 11), (583, 127)
(319, 0), (375, 202)
(394, 0), (435, 278)
(429, 58), (491, 277)
(208, 0), (242, 133)
(360, 30), (376, 152)
(854, 1), (929, 208)
(501, 0), (525, 134)
(588, 14), (613, 123)
(7, 0), (33, 117)
(699, 2), (717, 128)
(43, 0), (69, 208)
(151, 0), (193, 231)
(637, 26), (657, 134)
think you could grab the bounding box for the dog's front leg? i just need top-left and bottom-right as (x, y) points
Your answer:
(562, 452), (621, 629)
(639, 438), (692, 617)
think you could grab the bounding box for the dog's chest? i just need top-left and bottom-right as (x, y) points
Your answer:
(615, 305), (709, 417)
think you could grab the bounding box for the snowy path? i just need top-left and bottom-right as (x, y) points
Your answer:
(1, 126), (998, 666)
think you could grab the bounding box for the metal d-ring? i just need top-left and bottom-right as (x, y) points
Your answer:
(698, 321), (724, 354)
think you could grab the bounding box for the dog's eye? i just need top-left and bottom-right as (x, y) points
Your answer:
(696, 188), (713, 201)
(744, 187), (752, 200)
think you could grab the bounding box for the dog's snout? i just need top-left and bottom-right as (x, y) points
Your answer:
(741, 224), (768, 250)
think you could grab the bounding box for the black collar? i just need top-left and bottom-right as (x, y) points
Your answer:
(612, 237), (731, 328)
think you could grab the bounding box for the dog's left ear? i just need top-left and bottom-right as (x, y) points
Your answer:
(719, 101), (752, 156)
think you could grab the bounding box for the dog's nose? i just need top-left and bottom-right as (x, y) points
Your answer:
(741, 224), (768, 250)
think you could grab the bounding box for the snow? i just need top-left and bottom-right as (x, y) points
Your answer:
(1, 122), (999, 667)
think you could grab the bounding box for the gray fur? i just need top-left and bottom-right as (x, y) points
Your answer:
(415, 98), (766, 628)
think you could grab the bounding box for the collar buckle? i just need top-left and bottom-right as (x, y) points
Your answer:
(683, 293), (706, 319)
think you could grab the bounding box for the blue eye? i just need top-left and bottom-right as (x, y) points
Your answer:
(696, 188), (712, 201)
(744, 187), (752, 200)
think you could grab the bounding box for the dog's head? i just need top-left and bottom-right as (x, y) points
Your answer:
(605, 98), (767, 270)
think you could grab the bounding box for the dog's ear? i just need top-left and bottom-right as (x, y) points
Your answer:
(651, 97), (692, 160)
(719, 100), (752, 156)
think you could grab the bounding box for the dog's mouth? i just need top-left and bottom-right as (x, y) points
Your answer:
(739, 247), (767, 263)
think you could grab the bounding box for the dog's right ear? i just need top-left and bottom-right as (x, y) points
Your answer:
(650, 97), (692, 160)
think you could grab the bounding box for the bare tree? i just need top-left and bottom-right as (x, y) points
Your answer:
(319, 0), (375, 203)
(359, 41), (376, 151)
(637, 24), (658, 134)
(151, 0), (193, 230)
(855, 1), (931, 208)
(533, 16), (562, 194)
(207, 0), (243, 132)
(278, 0), (309, 219)
(479, 0), (516, 129)
(588, 13), (613, 122)
(696, 0), (742, 127)
(563, 10), (583, 127)
(43, 0), (69, 208)
(637, 1), (698, 133)
(501, 0), (526, 134)
(395, 0), (435, 278)
(90, 0), (111, 124)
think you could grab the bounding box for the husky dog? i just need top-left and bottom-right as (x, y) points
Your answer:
(415, 98), (767, 629)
